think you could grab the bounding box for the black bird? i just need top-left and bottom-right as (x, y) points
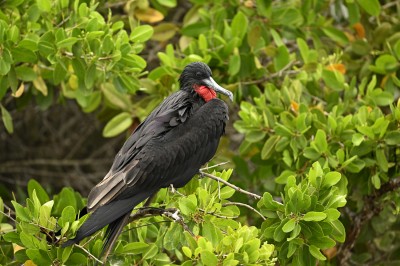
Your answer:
(63, 62), (233, 259)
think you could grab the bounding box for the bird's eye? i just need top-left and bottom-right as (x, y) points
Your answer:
(196, 72), (201, 77)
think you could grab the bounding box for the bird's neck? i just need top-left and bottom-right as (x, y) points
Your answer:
(193, 85), (216, 102)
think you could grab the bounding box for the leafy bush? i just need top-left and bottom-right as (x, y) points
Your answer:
(1, 173), (276, 265)
(1, 0), (400, 265)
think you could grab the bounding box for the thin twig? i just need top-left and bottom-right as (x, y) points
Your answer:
(74, 244), (104, 265)
(0, 210), (16, 223)
(239, 61), (300, 86)
(128, 207), (195, 237)
(222, 202), (266, 221)
(199, 171), (262, 200)
(198, 208), (238, 219)
(200, 162), (230, 171)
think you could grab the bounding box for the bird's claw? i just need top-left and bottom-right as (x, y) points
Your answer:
(198, 171), (205, 179)
(171, 209), (180, 221)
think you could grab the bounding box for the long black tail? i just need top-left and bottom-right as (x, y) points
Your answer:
(100, 213), (130, 260)
(62, 192), (152, 247)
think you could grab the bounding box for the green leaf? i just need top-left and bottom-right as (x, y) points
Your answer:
(203, 221), (223, 247)
(322, 172), (341, 188)
(181, 22), (209, 37)
(271, 7), (303, 26)
(60, 206), (76, 227)
(322, 68), (345, 90)
(273, 219), (287, 242)
(357, 0), (380, 16)
(13, 32), (36, 51)
(66, 253), (87, 265)
(102, 112), (133, 138)
(282, 218), (296, 233)
(303, 147), (320, 160)
(352, 133), (364, 146)
(274, 45), (290, 71)
(84, 63), (96, 89)
(131, 25), (154, 42)
(371, 174), (381, 189)
(261, 135), (280, 160)
(123, 242), (149, 253)
(322, 27), (349, 46)
(303, 212), (327, 221)
(330, 220), (346, 242)
(157, 0), (176, 7)
(11, 201), (30, 222)
(26, 249), (52, 265)
(309, 236), (336, 249)
(182, 246), (192, 258)
(179, 195), (197, 216)
(231, 11), (248, 41)
(228, 54), (241, 76)
(7, 67), (18, 93)
(36, 0), (51, 12)
(385, 131), (400, 145)
(1, 106), (13, 134)
(53, 61), (67, 84)
(0, 58), (11, 75)
(246, 130), (266, 143)
(142, 244), (158, 260)
(375, 148), (388, 172)
(323, 208), (341, 222)
(16, 66), (37, 81)
(28, 180), (49, 204)
(309, 245), (327, 260)
(297, 38), (309, 63)
(57, 37), (78, 48)
(312, 129), (328, 153)
(201, 250), (218, 266)
(219, 186), (235, 199)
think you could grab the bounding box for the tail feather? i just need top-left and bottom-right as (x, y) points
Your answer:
(63, 192), (151, 248)
(100, 213), (130, 260)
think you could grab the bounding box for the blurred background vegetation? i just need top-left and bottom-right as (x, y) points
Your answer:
(1, 0), (400, 265)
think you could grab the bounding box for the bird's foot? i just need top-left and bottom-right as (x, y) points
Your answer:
(198, 171), (205, 179)
(171, 209), (181, 221)
(169, 184), (176, 194)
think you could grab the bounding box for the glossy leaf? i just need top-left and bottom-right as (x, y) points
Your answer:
(102, 112), (133, 138)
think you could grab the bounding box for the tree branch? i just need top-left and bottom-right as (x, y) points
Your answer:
(239, 61), (300, 86)
(128, 207), (195, 237)
(199, 170), (262, 200)
(222, 202), (266, 221)
(74, 244), (104, 265)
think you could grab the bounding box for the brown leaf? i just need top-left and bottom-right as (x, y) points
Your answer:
(135, 7), (164, 23)
(353, 22), (366, 39)
(326, 63), (346, 74)
(322, 246), (337, 260)
(152, 23), (178, 42)
(290, 100), (299, 113)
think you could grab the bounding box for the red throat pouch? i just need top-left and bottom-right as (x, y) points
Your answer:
(194, 85), (217, 102)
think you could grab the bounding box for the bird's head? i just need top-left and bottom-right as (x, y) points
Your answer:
(179, 62), (233, 102)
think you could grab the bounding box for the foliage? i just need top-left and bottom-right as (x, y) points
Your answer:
(0, 172), (276, 265)
(258, 162), (346, 264)
(1, 0), (400, 265)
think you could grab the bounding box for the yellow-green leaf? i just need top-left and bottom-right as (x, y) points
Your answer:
(1, 106), (13, 133)
(103, 112), (133, 138)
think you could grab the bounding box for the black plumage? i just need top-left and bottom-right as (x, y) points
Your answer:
(63, 62), (232, 259)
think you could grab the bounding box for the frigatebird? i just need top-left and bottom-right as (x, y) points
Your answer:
(63, 62), (233, 259)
